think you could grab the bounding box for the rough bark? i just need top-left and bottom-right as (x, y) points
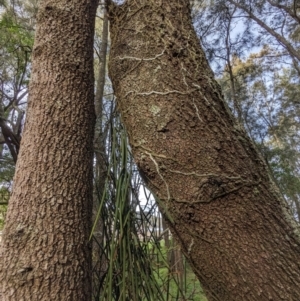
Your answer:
(107, 1), (300, 300)
(0, 0), (97, 300)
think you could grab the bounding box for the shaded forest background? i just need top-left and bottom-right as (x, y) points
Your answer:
(0, 0), (299, 300)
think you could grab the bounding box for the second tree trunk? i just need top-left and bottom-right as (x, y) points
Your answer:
(108, 1), (300, 300)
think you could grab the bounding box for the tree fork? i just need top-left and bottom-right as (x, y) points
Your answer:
(107, 1), (300, 300)
(0, 0), (97, 300)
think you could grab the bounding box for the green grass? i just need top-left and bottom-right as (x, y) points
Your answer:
(153, 267), (207, 301)
(147, 240), (207, 301)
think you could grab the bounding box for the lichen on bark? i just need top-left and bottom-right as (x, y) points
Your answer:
(108, 1), (300, 300)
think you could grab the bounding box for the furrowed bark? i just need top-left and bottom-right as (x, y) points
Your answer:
(0, 0), (97, 300)
(107, 1), (300, 300)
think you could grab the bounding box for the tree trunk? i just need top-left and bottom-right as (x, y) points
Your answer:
(0, 0), (97, 300)
(107, 1), (300, 301)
